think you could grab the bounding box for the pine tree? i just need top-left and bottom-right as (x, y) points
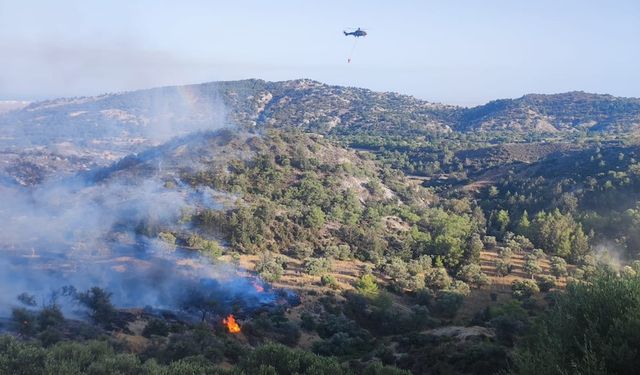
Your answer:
(496, 209), (511, 236)
(570, 224), (590, 262)
(516, 210), (531, 237)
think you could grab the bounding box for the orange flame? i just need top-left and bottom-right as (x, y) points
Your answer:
(223, 314), (241, 334)
(252, 281), (265, 293)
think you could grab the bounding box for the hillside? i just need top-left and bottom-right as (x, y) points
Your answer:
(1, 81), (639, 147)
(1, 80), (640, 375)
(460, 91), (640, 132)
(0, 100), (29, 114)
(0, 79), (457, 149)
(0, 127), (584, 374)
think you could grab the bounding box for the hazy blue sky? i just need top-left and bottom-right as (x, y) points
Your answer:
(1, 0), (638, 105)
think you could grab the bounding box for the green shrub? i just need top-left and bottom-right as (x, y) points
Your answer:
(289, 242), (314, 259)
(36, 305), (64, 331)
(536, 275), (556, 292)
(424, 267), (452, 291)
(11, 308), (36, 336)
(496, 258), (512, 277)
(142, 319), (170, 338)
(355, 274), (379, 297)
(201, 240), (223, 259)
(241, 343), (346, 374)
(320, 275), (339, 289)
(432, 291), (464, 319)
(523, 254), (541, 279)
(550, 256), (568, 278)
(457, 264), (489, 288)
(255, 252), (285, 282)
(300, 313), (315, 331)
(187, 235), (223, 258)
(304, 257), (333, 276)
(511, 280), (540, 300)
(324, 244), (352, 260)
(514, 272), (640, 374)
(484, 236), (498, 249)
(76, 287), (116, 327)
(158, 232), (177, 250)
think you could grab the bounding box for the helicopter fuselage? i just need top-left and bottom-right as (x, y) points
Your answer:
(344, 30), (367, 37)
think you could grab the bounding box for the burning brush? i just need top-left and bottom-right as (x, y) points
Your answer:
(252, 281), (265, 293)
(223, 314), (241, 334)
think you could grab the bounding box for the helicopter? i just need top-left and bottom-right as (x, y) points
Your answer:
(343, 28), (367, 37)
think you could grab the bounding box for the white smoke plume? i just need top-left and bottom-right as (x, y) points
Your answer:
(0, 83), (276, 317)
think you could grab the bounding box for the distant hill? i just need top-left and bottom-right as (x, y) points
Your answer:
(0, 79), (458, 147)
(1, 80), (639, 147)
(0, 100), (29, 114)
(459, 91), (640, 132)
(219, 79), (459, 134)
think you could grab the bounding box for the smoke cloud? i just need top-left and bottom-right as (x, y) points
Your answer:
(0, 83), (274, 317)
